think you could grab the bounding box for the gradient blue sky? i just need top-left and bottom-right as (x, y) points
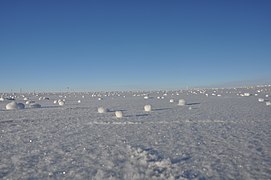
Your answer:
(1, 0), (271, 92)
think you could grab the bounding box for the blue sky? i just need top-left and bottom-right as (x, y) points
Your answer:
(0, 0), (270, 92)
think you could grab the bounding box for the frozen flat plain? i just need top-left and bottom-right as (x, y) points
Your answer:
(1, 86), (271, 179)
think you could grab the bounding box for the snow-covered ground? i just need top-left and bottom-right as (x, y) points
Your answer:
(0, 86), (271, 179)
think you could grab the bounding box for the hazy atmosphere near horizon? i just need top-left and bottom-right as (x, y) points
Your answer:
(1, 0), (271, 92)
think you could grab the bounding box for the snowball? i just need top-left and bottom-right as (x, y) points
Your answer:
(0, 97), (4, 101)
(7, 97), (15, 100)
(144, 105), (152, 112)
(17, 103), (25, 110)
(23, 97), (28, 101)
(115, 111), (123, 118)
(169, 99), (174, 103)
(58, 100), (65, 106)
(98, 97), (103, 101)
(244, 93), (251, 97)
(26, 100), (35, 105)
(6, 101), (18, 110)
(29, 103), (41, 108)
(98, 107), (108, 113)
(266, 101), (271, 106)
(143, 96), (149, 99)
(53, 100), (58, 104)
(258, 98), (265, 102)
(78, 100), (81, 103)
(178, 99), (186, 106)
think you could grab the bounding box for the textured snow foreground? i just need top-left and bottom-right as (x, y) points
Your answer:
(0, 87), (271, 179)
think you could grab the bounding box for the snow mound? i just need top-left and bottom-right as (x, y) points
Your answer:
(243, 93), (251, 97)
(98, 107), (108, 113)
(115, 111), (123, 118)
(178, 99), (186, 106)
(144, 105), (152, 112)
(25, 100), (35, 105)
(258, 98), (265, 102)
(6, 101), (18, 110)
(58, 100), (65, 106)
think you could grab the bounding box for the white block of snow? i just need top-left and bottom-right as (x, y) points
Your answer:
(115, 111), (123, 118)
(6, 101), (18, 110)
(178, 99), (186, 106)
(144, 105), (152, 112)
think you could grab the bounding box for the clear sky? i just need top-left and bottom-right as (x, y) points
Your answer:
(0, 0), (270, 92)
